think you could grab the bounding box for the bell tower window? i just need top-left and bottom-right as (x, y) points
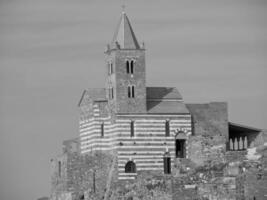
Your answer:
(127, 85), (135, 98)
(108, 62), (113, 75)
(130, 60), (134, 74)
(126, 60), (130, 74)
(131, 86), (135, 98)
(128, 86), (131, 98)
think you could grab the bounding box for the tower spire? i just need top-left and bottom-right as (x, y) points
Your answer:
(110, 7), (140, 49)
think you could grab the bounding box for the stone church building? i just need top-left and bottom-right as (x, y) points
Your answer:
(50, 10), (267, 200)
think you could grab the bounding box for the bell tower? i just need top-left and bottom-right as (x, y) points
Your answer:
(105, 10), (146, 114)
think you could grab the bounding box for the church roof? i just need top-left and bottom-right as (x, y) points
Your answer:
(78, 87), (188, 114)
(147, 101), (189, 114)
(146, 87), (189, 114)
(78, 88), (106, 106)
(229, 122), (261, 133)
(111, 12), (140, 49)
(146, 87), (183, 100)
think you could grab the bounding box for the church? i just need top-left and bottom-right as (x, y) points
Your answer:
(78, 10), (193, 180)
(50, 9), (266, 200)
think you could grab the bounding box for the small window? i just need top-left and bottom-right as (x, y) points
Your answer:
(126, 61), (130, 74)
(130, 60), (134, 74)
(163, 155), (171, 174)
(131, 86), (135, 98)
(125, 161), (136, 173)
(128, 86), (131, 98)
(111, 87), (114, 99)
(109, 87), (112, 99)
(58, 161), (61, 177)
(101, 123), (104, 137)
(130, 121), (134, 137)
(165, 120), (170, 136)
(108, 62), (113, 75)
(110, 63), (113, 74)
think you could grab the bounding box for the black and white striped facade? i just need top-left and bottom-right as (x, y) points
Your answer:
(79, 102), (192, 180)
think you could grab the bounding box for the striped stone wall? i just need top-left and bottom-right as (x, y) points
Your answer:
(79, 103), (192, 180)
(80, 103), (115, 154)
(115, 114), (192, 180)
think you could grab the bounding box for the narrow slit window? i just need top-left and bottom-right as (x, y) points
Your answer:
(109, 87), (112, 99)
(58, 161), (61, 177)
(126, 61), (130, 74)
(163, 155), (171, 174)
(110, 63), (113, 74)
(128, 86), (131, 98)
(131, 86), (135, 98)
(101, 123), (104, 137)
(111, 87), (114, 99)
(165, 120), (170, 136)
(130, 60), (134, 74)
(130, 121), (134, 137)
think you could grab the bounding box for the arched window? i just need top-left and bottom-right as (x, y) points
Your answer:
(126, 60), (130, 74)
(131, 86), (135, 98)
(125, 161), (136, 173)
(130, 60), (134, 74)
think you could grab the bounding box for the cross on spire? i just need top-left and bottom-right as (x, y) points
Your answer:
(122, 0), (126, 13)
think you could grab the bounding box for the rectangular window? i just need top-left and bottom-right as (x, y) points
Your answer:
(165, 120), (170, 136)
(126, 61), (130, 74)
(101, 123), (104, 137)
(130, 121), (134, 137)
(110, 63), (113, 74)
(131, 86), (135, 98)
(108, 62), (113, 75)
(130, 61), (134, 74)
(111, 87), (114, 99)
(163, 157), (171, 174)
(108, 88), (111, 99)
(58, 161), (61, 177)
(128, 86), (131, 98)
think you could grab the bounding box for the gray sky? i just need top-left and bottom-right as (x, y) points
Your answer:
(0, 0), (266, 199)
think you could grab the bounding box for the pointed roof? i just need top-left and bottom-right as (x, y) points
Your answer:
(111, 11), (140, 49)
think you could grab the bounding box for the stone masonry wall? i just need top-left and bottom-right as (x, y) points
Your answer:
(51, 150), (115, 200)
(186, 102), (228, 167)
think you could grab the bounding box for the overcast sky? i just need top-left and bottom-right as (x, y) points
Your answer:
(0, 0), (266, 200)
